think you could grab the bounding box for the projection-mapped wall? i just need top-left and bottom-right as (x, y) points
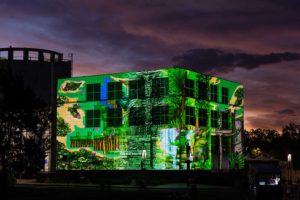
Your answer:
(56, 68), (244, 170)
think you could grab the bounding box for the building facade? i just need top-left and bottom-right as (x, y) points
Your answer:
(56, 68), (244, 170)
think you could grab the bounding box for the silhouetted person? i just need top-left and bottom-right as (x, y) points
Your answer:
(106, 180), (111, 191)
(140, 179), (147, 189)
(100, 181), (105, 191)
(190, 184), (197, 199)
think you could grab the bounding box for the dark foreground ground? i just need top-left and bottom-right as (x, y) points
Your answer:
(1, 170), (292, 200)
(2, 182), (249, 200)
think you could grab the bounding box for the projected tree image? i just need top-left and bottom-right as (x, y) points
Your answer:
(56, 68), (244, 170)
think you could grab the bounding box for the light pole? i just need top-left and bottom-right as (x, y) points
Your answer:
(287, 153), (292, 183)
(141, 149), (147, 170)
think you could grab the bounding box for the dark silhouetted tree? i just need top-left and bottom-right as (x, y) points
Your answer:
(281, 123), (300, 169)
(0, 63), (50, 181)
(245, 128), (280, 155)
(244, 123), (300, 169)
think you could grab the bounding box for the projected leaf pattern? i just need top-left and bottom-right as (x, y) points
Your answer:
(56, 68), (244, 170)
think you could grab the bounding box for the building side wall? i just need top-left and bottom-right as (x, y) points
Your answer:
(56, 68), (244, 170)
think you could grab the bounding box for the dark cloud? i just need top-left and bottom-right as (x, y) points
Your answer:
(172, 49), (300, 73)
(278, 109), (296, 116)
(2, 0), (300, 68)
(220, 61), (300, 131)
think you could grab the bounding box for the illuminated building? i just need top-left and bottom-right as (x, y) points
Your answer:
(56, 68), (244, 170)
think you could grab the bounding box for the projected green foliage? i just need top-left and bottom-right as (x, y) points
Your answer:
(57, 96), (67, 107)
(57, 117), (71, 137)
(56, 68), (244, 170)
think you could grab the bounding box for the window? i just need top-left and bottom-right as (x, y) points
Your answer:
(199, 109), (208, 126)
(222, 87), (229, 104)
(107, 82), (122, 100)
(210, 85), (218, 102)
(198, 81), (208, 100)
(185, 79), (194, 98)
(185, 106), (195, 125)
(86, 110), (100, 128)
(152, 106), (169, 125)
(211, 110), (219, 128)
(221, 112), (229, 129)
(129, 107), (145, 126)
(107, 108), (122, 127)
(129, 79), (145, 99)
(152, 78), (168, 97)
(87, 84), (100, 101)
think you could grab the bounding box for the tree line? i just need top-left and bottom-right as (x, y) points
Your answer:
(243, 123), (300, 169)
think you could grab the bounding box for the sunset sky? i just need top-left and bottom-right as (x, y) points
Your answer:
(0, 0), (299, 131)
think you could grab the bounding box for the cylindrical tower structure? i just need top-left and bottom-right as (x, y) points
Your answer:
(0, 46), (72, 172)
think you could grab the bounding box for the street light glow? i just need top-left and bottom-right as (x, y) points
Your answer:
(287, 154), (292, 162)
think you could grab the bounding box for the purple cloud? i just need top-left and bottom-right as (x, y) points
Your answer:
(172, 49), (300, 73)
